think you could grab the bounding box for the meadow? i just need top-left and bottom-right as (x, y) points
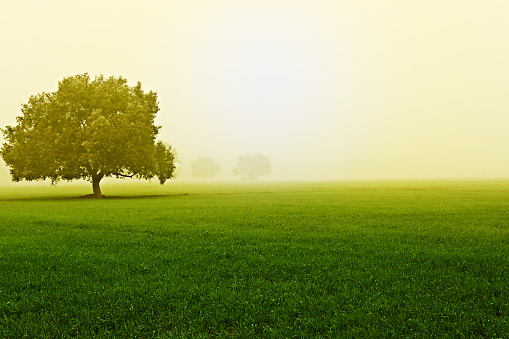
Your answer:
(0, 180), (508, 338)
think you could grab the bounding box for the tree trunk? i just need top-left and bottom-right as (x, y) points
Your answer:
(92, 173), (103, 198)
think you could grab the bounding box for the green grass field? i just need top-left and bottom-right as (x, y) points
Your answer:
(1, 180), (508, 338)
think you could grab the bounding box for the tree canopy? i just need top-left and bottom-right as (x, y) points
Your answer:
(233, 153), (271, 181)
(1, 73), (175, 197)
(191, 157), (220, 180)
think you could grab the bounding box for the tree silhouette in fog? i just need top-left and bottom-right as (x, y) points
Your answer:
(1, 73), (176, 197)
(233, 153), (271, 181)
(191, 157), (220, 180)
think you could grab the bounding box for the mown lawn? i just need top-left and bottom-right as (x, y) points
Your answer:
(0, 180), (508, 338)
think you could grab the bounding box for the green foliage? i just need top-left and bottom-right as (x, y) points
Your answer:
(0, 74), (175, 195)
(191, 157), (220, 179)
(0, 181), (508, 337)
(233, 153), (271, 180)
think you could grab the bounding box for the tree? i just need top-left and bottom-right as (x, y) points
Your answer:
(191, 157), (220, 180)
(233, 153), (271, 181)
(1, 73), (175, 197)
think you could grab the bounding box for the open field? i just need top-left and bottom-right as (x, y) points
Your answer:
(0, 180), (508, 338)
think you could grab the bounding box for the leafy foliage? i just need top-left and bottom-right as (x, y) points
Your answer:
(0, 73), (175, 196)
(190, 157), (220, 179)
(233, 153), (271, 180)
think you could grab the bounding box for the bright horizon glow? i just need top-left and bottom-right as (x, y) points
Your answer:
(1, 0), (509, 181)
(154, 0), (375, 179)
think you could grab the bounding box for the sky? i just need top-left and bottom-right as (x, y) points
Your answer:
(1, 0), (509, 182)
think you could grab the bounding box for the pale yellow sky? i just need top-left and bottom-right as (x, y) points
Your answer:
(1, 0), (508, 181)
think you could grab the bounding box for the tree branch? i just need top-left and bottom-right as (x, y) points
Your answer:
(115, 172), (135, 178)
(84, 163), (94, 175)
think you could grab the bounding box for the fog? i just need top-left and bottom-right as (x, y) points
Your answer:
(1, 0), (509, 182)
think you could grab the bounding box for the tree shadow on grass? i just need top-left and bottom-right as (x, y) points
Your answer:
(77, 193), (195, 199)
(0, 193), (195, 201)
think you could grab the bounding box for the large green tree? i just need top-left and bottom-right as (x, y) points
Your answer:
(1, 73), (175, 197)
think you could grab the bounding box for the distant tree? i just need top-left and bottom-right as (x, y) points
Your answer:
(168, 145), (181, 179)
(0, 163), (9, 184)
(191, 157), (220, 180)
(1, 73), (175, 197)
(233, 153), (271, 181)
